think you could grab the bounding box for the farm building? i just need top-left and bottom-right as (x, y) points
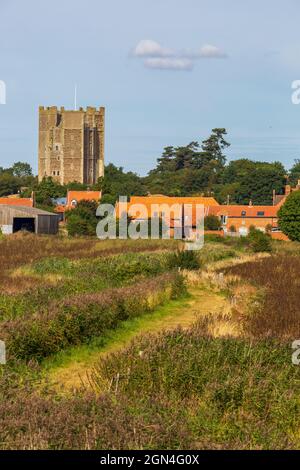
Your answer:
(0, 205), (59, 235)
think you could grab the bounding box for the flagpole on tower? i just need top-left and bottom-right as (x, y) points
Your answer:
(74, 84), (77, 110)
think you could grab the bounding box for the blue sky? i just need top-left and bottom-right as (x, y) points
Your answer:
(1, 0), (300, 175)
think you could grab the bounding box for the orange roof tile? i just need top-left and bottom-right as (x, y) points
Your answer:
(67, 191), (101, 207)
(129, 195), (219, 206)
(213, 205), (278, 218)
(0, 197), (33, 207)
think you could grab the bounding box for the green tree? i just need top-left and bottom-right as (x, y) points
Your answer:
(11, 162), (33, 178)
(154, 146), (176, 173)
(66, 200), (98, 237)
(0, 173), (20, 196)
(221, 159), (286, 205)
(289, 159), (300, 187)
(33, 177), (66, 207)
(98, 164), (146, 204)
(201, 128), (230, 167)
(278, 191), (300, 241)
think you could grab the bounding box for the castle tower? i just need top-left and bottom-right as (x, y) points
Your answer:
(38, 106), (105, 185)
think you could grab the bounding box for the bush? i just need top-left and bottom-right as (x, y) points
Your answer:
(167, 249), (201, 270)
(204, 215), (221, 231)
(66, 200), (98, 237)
(278, 191), (300, 241)
(247, 228), (272, 253)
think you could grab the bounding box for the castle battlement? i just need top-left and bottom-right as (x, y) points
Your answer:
(39, 106), (104, 113)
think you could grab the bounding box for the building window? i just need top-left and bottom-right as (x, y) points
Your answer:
(55, 145), (59, 151)
(257, 211), (265, 216)
(53, 171), (56, 176)
(57, 171), (60, 176)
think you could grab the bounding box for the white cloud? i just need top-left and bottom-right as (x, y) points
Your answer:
(133, 40), (174, 58)
(144, 58), (193, 71)
(132, 40), (228, 71)
(197, 44), (227, 58)
(181, 44), (227, 59)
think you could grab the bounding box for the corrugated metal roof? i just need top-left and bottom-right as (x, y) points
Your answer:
(0, 205), (58, 216)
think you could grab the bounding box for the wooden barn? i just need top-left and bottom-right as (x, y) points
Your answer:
(0, 205), (59, 235)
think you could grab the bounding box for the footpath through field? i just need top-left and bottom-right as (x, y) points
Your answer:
(43, 286), (229, 393)
(42, 253), (266, 394)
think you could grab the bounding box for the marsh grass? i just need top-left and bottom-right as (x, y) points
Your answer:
(1, 324), (300, 449)
(224, 255), (300, 339)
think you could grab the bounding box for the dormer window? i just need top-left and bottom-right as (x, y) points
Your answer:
(241, 211), (246, 217)
(257, 211), (265, 216)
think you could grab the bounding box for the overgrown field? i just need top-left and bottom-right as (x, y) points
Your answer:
(224, 255), (300, 339)
(0, 233), (300, 449)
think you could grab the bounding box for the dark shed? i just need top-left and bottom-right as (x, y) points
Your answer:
(0, 205), (59, 235)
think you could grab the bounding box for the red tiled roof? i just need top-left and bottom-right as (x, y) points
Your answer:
(129, 195), (219, 206)
(0, 198), (33, 207)
(67, 191), (101, 207)
(212, 205), (278, 218)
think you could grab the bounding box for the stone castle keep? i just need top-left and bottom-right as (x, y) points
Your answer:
(38, 106), (105, 185)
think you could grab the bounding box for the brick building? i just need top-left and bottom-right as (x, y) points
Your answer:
(38, 106), (105, 185)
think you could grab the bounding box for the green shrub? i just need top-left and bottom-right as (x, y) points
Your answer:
(247, 228), (272, 253)
(167, 249), (201, 270)
(204, 215), (221, 231)
(66, 200), (98, 237)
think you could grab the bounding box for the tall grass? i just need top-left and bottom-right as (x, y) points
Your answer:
(0, 324), (299, 449)
(0, 251), (176, 320)
(2, 273), (186, 361)
(224, 255), (300, 339)
(0, 233), (179, 292)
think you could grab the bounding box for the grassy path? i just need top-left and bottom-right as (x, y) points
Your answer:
(42, 286), (229, 394)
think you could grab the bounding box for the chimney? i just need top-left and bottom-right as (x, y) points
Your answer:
(249, 199), (253, 207)
(272, 189), (276, 206)
(31, 191), (36, 208)
(297, 179), (300, 189)
(285, 184), (291, 196)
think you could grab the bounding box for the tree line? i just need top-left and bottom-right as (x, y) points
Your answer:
(1, 128), (300, 207)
